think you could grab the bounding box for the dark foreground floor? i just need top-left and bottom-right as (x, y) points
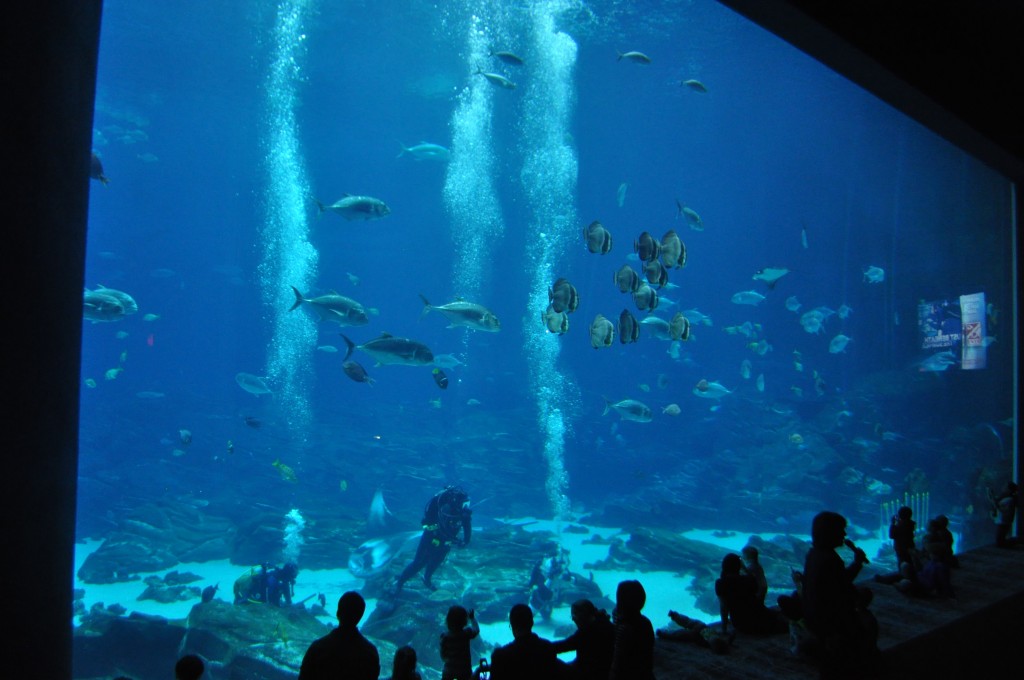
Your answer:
(652, 543), (1024, 679)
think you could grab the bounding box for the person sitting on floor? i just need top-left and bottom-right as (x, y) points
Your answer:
(716, 553), (788, 635)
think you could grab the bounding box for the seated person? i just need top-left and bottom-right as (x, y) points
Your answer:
(551, 599), (614, 679)
(894, 521), (954, 598)
(716, 553), (787, 635)
(740, 546), (768, 605)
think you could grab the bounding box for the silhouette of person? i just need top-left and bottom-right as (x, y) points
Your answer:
(395, 486), (472, 592)
(174, 654), (204, 680)
(802, 511), (878, 677)
(889, 506), (917, 566)
(740, 545), (768, 605)
(551, 598), (615, 680)
(489, 603), (559, 680)
(386, 645), (421, 680)
(440, 605), (480, 680)
(716, 553), (788, 635)
(233, 562), (298, 606)
(989, 482), (1019, 548)
(298, 591), (380, 680)
(609, 580), (655, 680)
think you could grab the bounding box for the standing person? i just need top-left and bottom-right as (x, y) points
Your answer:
(802, 511), (878, 677)
(385, 645), (421, 680)
(988, 482), (1019, 548)
(440, 605), (480, 680)
(298, 591), (380, 680)
(609, 580), (655, 680)
(888, 506), (917, 566)
(489, 604), (559, 680)
(394, 486), (472, 592)
(551, 599), (615, 680)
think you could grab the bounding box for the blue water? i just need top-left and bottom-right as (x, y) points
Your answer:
(81, 0), (1013, 586)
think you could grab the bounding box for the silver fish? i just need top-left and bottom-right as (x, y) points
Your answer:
(617, 50), (652, 64)
(83, 289), (126, 323)
(589, 314), (615, 349)
(475, 67), (516, 89)
(368, 487), (393, 535)
(420, 295), (500, 332)
(235, 372), (272, 396)
(397, 141), (450, 162)
(290, 286), (369, 326)
(603, 398), (653, 422)
(347, 531), (420, 578)
(315, 194), (391, 221)
(542, 304), (569, 335)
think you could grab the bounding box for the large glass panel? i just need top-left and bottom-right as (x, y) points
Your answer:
(75, 1), (1015, 678)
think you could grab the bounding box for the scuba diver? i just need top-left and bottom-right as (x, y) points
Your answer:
(529, 547), (570, 621)
(233, 562), (299, 607)
(393, 486), (472, 593)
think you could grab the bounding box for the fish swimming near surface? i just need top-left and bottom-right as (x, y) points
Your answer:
(490, 50), (524, 66)
(397, 141), (450, 162)
(634, 231), (661, 263)
(315, 194), (391, 221)
(342, 360), (375, 385)
(542, 305), (569, 335)
(367, 487), (393, 536)
(583, 220), (613, 254)
(603, 398), (653, 422)
(420, 295), (500, 332)
(614, 264), (641, 293)
(548, 278), (580, 314)
(290, 286), (370, 326)
(475, 67), (516, 89)
(589, 314), (615, 348)
(633, 283), (659, 312)
(863, 265), (885, 283)
(618, 309), (640, 344)
(341, 333), (435, 367)
(731, 290), (766, 306)
(752, 267), (790, 289)
(348, 531), (421, 579)
(681, 79), (707, 93)
(236, 372), (273, 396)
(617, 50), (652, 64)
(693, 379), (732, 399)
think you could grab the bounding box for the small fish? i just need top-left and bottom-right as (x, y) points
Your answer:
(634, 231), (661, 263)
(432, 354), (465, 369)
(644, 259), (669, 288)
(740, 359), (752, 380)
(84, 378), (97, 388)
(346, 272), (360, 286)
(617, 50), (651, 64)
(432, 368), (448, 389)
(614, 264), (641, 293)
(681, 79), (707, 93)
(142, 313), (160, 322)
(340, 479), (348, 492)
(660, 230), (686, 269)
(682, 308), (711, 326)
(693, 379), (731, 399)
(829, 334), (852, 354)
(731, 290), (766, 306)
(676, 202), (703, 231)
(314, 194), (391, 221)
(662, 403), (681, 416)
(466, 398), (482, 406)
(317, 345), (339, 353)
(342, 360), (375, 385)
(272, 458), (298, 483)
(541, 305), (569, 335)
(490, 50), (524, 66)
(863, 265), (885, 283)
(632, 283), (659, 312)
(639, 315), (672, 340)
(837, 304), (853, 320)
(755, 374), (765, 392)
(669, 312), (690, 341)
(179, 429), (192, 446)
(638, 383), (650, 393)
(548, 278), (580, 313)
(752, 267), (790, 289)
(801, 225), (809, 249)
(784, 296), (801, 313)
(603, 398), (653, 422)
(583, 220), (613, 254)
(135, 391), (164, 399)
(104, 367), (122, 381)
(397, 141), (450, 162)
(618, 309), (640, 344)
(244, 416), (262, 429)
(657, 373), (669, 389)
(475, 67), (516, 89)
(115, 331), (129, 340)
(90, 151), (109, 185)
(226, 440), (234, 455)
(617, 182), (628, 208)
(236, 372), (272, 395)
(589, 314), (615, 349)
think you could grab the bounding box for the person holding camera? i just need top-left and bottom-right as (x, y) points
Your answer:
(440, 605), (480, 680)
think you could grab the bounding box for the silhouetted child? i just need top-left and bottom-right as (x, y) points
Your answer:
(440, 605), (479, 680)
(717, 553), (787, 635)
(741, 545), (768, 604)
(174, 654), (204, 680)
(889, 506), (916, 566)
(387, 645), (422, 680)
(989, 482), (1019, 548)
(610, 580), (655, 680)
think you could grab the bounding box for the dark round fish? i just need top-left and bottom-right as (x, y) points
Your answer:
(633, 283), (659, 312)
(614, 264), (640, 293)
(244, 416), (262, 429)
(644, 260), (669, 288)
(634, 231), (661, 263)
(342, 360), (375, 386)
(548, 277), (579, 313)
(589, 314), (615, 349)
(670, 312), (691, 341)
(201, 584), (218, 603)
(432, 368), (448, 390)
(660, 230), (685, 268)
(583, 220), (613, 254)
(618, 309), (640, 344)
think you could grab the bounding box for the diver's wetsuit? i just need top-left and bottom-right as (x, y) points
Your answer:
(395, 487), (471, 591)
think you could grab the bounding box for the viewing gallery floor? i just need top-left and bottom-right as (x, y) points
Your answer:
(652, 543), (1024, 679)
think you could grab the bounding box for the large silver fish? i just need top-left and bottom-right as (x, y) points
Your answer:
(290, 286), (369, 326)
(475, 67), (516, 89)
(347, 531), (420, 579)
(315, 194), (391, 221)
(83, 289), (126, 323)
(90, 285), (138, 315)
(368, 487), (393, 535)
(420, 295), (500, 332)
(342, 333), (435, 366)
(602, 398), (653, 422)
(235, 372), (272, 396)
(397, 141), (450, 162)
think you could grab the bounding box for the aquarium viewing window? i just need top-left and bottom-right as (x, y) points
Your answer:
(73, 1), (1016, 678)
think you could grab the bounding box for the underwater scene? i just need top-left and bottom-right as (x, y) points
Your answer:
(75, 1), (1015, 678)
